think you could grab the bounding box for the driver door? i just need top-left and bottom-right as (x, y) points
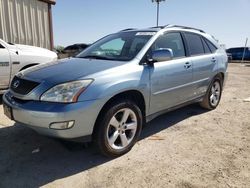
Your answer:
(149, 32), (194, 114)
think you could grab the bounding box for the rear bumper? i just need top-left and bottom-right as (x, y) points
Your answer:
(3, 91), (104, 140)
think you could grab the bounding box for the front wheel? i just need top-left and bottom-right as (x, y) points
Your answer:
(94, 100), (143, 157)
(200, 76), (223, 110)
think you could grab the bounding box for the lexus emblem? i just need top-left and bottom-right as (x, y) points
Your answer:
(13, 80), (20, 88)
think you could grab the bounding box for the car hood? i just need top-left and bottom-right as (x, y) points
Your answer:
(15, 44), (57, 58)
(21, 58), (128, 84)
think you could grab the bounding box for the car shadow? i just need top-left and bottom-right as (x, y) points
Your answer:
(0, 94), (3, 104)
(0, 104), (207, 187)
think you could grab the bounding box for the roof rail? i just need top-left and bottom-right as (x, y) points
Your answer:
(119, 28), (136, 32)
(165, 25), (205, 33)
(150, 24), (171, 29)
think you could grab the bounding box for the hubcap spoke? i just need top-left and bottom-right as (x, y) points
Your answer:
(210, 94), (214, 101)
(214, 84), (220, 91)
(121, 110), (130, 124)
(213, 95), (217, 102)
(125, 122), (137, 130)
(215, 91), (220, 96)
(109, 131), (119, 145)
(110, 116), (120, 128)
(212, 86), (215, 93)
(120, 133), (129, 147)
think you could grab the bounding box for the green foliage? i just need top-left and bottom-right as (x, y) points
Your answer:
(54, 45), (64, 53)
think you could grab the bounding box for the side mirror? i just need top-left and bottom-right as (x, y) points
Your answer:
(148, 48), (173, 63)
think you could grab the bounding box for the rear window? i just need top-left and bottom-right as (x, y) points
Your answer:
(204, 38), (217, 53)
(227, 48), (244, 53)
(79, 44), (88, 49)
(201, 37), (211, 54)
(64, 45), (77, 50)
(184, 33), (204, 56)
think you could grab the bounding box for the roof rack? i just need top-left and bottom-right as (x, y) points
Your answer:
(119, 28), (136, 32)
(119, 25), (205, 33)
(150, 24), (171, 29)
(165, 25), (205, 33)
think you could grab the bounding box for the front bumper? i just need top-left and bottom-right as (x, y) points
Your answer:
(3, 91), (104, 140)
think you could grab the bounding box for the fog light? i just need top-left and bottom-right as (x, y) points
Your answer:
(49, 121), (75, 130)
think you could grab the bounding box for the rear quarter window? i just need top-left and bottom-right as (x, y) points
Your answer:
(201, 37), (211, 54)
(64, 45), (76, 51)
(204, 38), (217, 53)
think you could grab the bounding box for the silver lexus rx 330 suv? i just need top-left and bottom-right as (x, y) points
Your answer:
(3, 25), (228, 157)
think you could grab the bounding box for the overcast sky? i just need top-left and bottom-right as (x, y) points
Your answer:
(53, 0), (250, 48)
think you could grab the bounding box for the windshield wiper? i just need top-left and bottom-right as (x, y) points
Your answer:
(78, 55), (114, 60)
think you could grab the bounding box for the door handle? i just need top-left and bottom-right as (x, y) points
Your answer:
(184, 62), (191, 69)
(12, 61), (20, 65)
(211, 57), (216, 63)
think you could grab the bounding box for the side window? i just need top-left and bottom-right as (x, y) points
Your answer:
(152, 32), (185, 58)
(184, 33), (204, 56)
(0, 43), (5, 48)
(204, 38), (217, 53)
(201, 37), (211, 54)
(128, 37), (148, 57)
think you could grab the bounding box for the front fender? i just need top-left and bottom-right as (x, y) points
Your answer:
(78, 65), (151, 114)
(98, 79), (150, 115)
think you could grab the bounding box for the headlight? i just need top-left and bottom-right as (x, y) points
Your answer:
(40, 80), (93, 103)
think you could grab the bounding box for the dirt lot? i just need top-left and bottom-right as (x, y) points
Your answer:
(0, 63), (249, 188)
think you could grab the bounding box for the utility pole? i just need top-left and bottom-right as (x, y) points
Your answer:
(241, 38), (248, 64)
(152, 0), (165, 27)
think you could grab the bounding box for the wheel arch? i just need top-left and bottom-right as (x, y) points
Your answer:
(92, 90), (146, 136)
(215, 72), (225, 87)
(19, 63), (38, 71)
(217, 72), (224, 81)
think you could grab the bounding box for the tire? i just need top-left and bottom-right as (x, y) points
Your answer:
(94, 100), (143, 157)
(200, 75), (223, 110)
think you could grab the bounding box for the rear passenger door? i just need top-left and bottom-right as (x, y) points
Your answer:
(149, 32), (194, 114)
(183, 32), (218, 98)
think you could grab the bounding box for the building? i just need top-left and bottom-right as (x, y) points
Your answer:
(0, 0), (56, 50)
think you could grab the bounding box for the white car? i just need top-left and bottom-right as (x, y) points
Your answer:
(0, 39), (57, 94)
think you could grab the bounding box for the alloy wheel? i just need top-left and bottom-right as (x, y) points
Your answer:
(210, 81), (221, 107)
(106, 108), (138, 150)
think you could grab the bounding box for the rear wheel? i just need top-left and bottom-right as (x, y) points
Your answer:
(94, 100), (143, 157)
(200, 76), (223, 110)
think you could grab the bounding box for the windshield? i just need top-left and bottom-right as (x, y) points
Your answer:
(77, 31), (155, 61)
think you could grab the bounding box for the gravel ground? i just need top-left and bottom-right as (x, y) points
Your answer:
(0, 63), (249, 188)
